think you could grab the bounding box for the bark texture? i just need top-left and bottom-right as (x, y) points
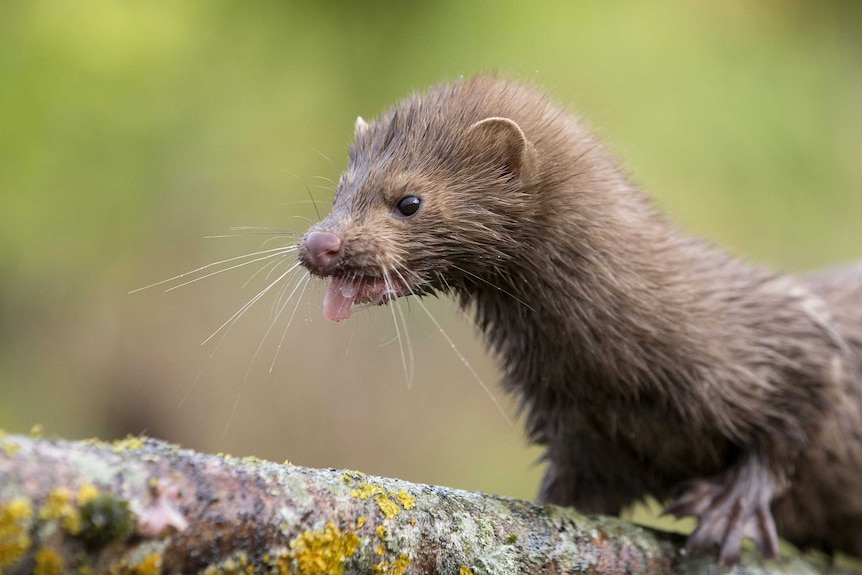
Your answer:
(0, 433), (855, 574)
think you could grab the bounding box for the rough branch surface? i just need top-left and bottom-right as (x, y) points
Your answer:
(0, 434), (854, 574)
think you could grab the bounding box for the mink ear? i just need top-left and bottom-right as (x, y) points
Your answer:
(355, 116), (370, 137)
(464, 117), (535, 179)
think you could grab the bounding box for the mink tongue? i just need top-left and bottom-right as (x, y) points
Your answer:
(323, 276), (360, 322)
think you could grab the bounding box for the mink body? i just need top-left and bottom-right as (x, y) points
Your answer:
(298, 76), (862, 564)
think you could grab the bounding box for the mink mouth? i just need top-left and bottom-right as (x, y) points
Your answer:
(322, 274), (410, 322)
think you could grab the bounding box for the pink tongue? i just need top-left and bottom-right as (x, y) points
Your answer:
(323, 277), (359, 322)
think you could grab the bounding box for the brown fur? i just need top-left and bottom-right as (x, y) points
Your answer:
(299, 76), (862, 563)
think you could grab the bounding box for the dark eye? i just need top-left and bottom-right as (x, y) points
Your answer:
(395, 195), (421, 217)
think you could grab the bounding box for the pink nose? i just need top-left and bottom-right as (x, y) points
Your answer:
(303, 231), (343, 271)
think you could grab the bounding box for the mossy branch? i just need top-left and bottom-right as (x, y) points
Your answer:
(0, 434), (854, 575)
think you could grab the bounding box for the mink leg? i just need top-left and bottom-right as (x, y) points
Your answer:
(664, 453), (781, 566)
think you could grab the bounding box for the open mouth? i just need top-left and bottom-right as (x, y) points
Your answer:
(323, 275), (406, 322)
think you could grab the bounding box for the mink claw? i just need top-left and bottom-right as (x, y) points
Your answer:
(662, 479), (719, 518)
(748, 505), (780, 559)
(665, 461), (781, 566)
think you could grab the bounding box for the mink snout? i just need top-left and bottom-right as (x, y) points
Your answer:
(300, 230), (343, 275)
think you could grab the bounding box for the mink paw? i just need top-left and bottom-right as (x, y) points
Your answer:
(665, 462), (780, 566)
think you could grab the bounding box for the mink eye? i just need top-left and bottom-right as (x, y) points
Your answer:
(395, 195), (421, 217)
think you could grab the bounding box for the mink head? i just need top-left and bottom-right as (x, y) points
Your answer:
(298, 77), (548, 321)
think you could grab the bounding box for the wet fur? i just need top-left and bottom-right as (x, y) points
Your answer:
(299, 76), (862, 561)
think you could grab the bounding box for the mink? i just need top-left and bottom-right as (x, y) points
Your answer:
(297, 75), (862, 564)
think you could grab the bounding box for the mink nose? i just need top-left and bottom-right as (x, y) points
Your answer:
(302, 231), (343, 271)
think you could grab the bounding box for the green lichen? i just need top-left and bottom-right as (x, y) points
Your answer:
(340, 471), (366, 484)
(288, 522), (360, 575)
(0, 498), (33, 570)
(78, 495), (134, 548)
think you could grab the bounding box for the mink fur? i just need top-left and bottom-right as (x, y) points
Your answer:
(298, 75), (862, 564)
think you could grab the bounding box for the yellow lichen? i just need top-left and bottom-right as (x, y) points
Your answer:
(77, 484), (101, 506)
(39, 488), (82, 535)
(459, 566), (475, 575)
(130, 552), (162, 575)
(373, 494), (400, 519)
(288, 522), (360, 575)
(81, 437), (110, 450)
(201, 551), (251, 575)
(0, 439), (20, 457)
(375, 525), (387, 540)
(393, 490), (415, 511)
(389, 555), (410, 575)
(34, 548), (63, 575)
(29, 424), (44, 438)
(350, 482), (413, 519)
(112, 435), (146, 453)
(0, 498), (33, 569)
(375, 544), (384, 556)
(371, 555), (410, 575)
(356, 517), (366, 529)
(350, 482), (382, 500)
(39, 489), (71, 521)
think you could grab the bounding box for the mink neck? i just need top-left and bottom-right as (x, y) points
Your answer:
(459, 174), (733, 402)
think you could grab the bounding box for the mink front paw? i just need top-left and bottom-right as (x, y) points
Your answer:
(665, 459), (780, 566)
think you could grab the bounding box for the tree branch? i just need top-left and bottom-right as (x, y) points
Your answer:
(0, 434), (854, 574)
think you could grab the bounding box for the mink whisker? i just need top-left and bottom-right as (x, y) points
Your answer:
(391, 266), (511, 425)
(271, 261), (306, 312)
(242, 258), (284, 291)
(228, 226), (303, 236)
(309, 147), (336, 167)
(271, 274), (313, 373)
(450, 264), (535, 311)
(130, 246), (294, 294)
(383, 266), (414, 388)
(309, 174), (337, 185)
(242, 268), (307, 378)
(202, 263), (300, 346)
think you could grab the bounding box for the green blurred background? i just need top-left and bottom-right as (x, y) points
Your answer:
(1, 0), (860, 516)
